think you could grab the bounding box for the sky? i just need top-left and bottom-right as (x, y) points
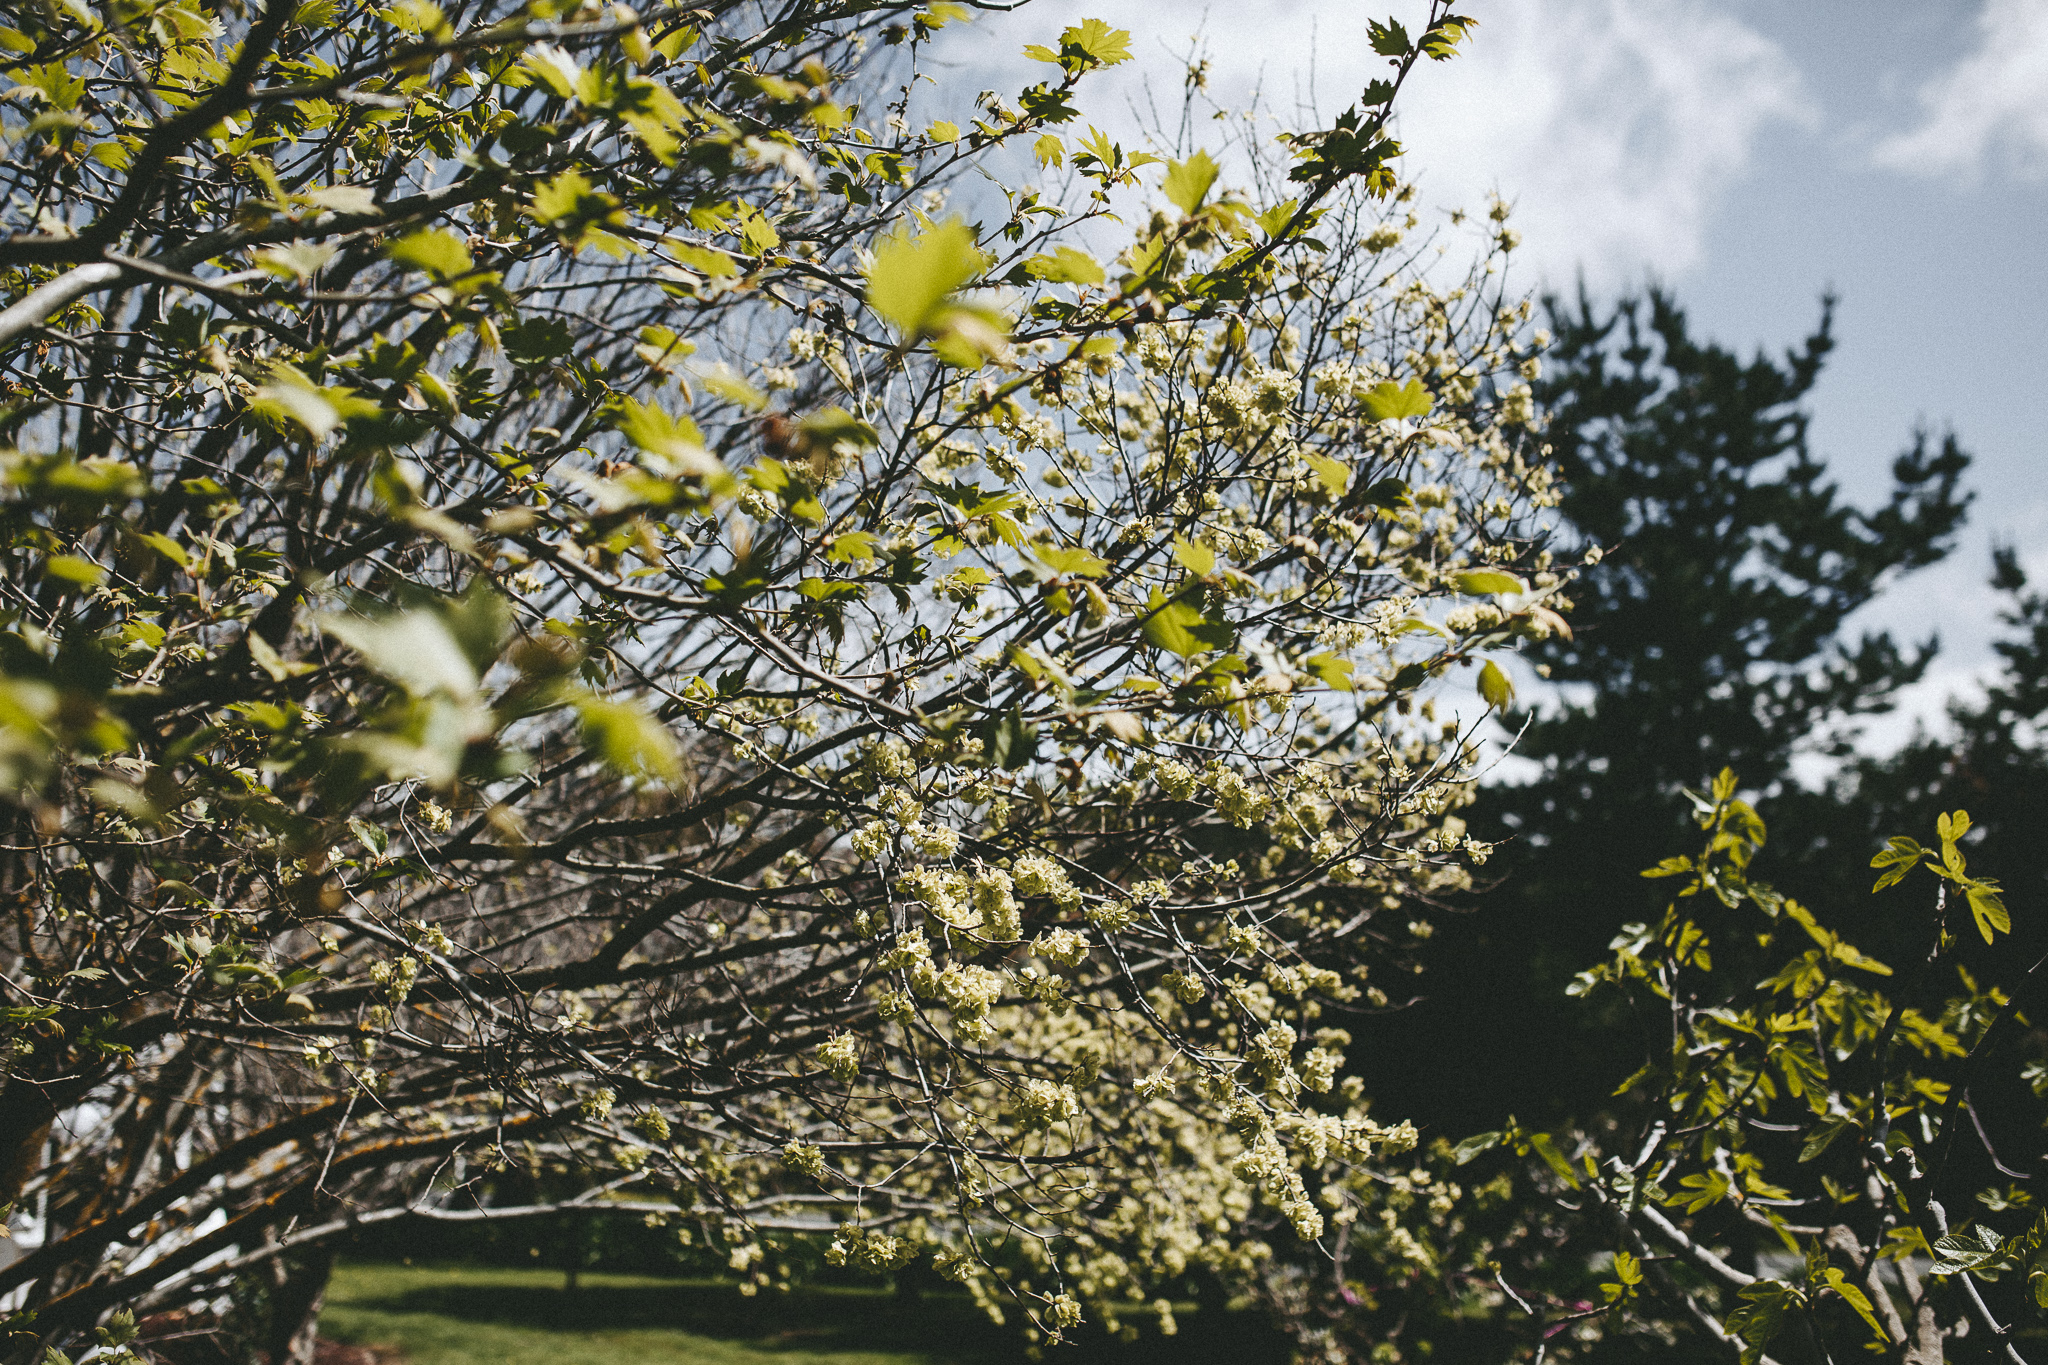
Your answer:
(940, 0), (2048, 756)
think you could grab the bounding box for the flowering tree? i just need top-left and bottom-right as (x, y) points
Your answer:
(0, 1), (1560, 1361)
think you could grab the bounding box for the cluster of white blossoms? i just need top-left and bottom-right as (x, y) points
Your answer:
(898, 864), (1022, 942)
(459, 139), (1562, 1340)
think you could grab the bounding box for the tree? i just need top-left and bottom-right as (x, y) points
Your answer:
(1807, 549), (2048, 976)
(1465, 780), (2047, 1365)
(1289, 779), (2048, 1365)
(1365, 289), (1972, 1133)
(0, 3), (1548, 1362)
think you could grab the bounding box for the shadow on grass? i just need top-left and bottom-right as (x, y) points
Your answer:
(332, 1267), (1289, 1365)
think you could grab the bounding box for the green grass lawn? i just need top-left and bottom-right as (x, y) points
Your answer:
(319, 1263), (1287, 1365)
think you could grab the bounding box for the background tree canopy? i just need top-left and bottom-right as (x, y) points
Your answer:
(1365, 290), (1974, 1135)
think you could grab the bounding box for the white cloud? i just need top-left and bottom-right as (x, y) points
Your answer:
(1873, 0), (2048, 178)
(952, 0), (1810, 286)
(1390, 0), (1812, 285)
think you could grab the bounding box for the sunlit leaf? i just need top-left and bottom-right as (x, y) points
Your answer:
(1478, 658), (1514, 709)
(867, 218), (985, 339)
(1362, 377), (1433, 422)
(1024, 246), (1104, 286)
(1163, 150), (1220, 215)
(1454, 569), (1526, 597)
(1142, 590), (1232, 658)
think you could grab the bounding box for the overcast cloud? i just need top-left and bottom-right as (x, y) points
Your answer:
(1874, 0), (2048, 178)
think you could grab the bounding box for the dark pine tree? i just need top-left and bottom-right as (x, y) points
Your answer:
(1364, 289), (1973, 1135)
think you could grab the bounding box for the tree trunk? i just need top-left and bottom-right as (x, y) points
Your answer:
(263, 1244), (336, 1365)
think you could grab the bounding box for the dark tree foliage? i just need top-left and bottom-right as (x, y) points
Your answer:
(1794, 549), (2048, 973)
(1364, 289), (1973, 1133)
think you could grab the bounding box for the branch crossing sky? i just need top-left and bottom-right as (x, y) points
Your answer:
(950, 0), (2048, 753)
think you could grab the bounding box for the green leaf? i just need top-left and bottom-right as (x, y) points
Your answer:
(1026, 17), (1132, 73)
(1361, 377), (1433, 422)
(1798, 1117), (1852, 1163)
(348, 816), (389, 857)
(703, 370), (768, 411)
(1035, 544), (1108, 577)
(1454, 569), (1526, 597)
(617, 76), (690, 162)
(387, 228), (473, 281)
(671, 243), (740, 278)
(44, 554), (105, 586)
(1303, 453), (1350, 497)
(981, 708), (1038, 771)
(1419, 15), (1477, 59)
(925, 303), (1011, 370)
(520, 42), (583, 98)
(747, 459), (825, 524)
(1931, 1224), (2007, 1276)
(732, 202), (781, 254)
(1869, 835), (1926, 892)
(1304, 653), (1355, 692)
(1967, 881), (2011, 943)
(1023, 246), (1105, 286)
(1142, 590), (1232, 658)
(247, 633), (311, 682)
(634, 325), (696, 369)
(1360, 476), (1411, 509)
(616, 398), (728, 483)
(302, 184), (378, 215)
(1063, 17), (1131, 65)
(799, 407), (880, 452)
(1450, 1130), (1500, 1165)
(575, 695), (681, 782)
(1820, 1267), (1885, 1341)
(867, 218), (984, 339)
(797, 577), (859, 603)
(827, 531), (880, 565)
(254, 242), (338, 281)
(1255, 198), (1302, 239)
(253, 385), (339, 442)
(1367, 18), (1411, 56)
(121, 619), (166, 652)
(502, 317), (576, 364)
(1674, 1170), (1730, 1213)
(1525, 1132), (1579, 1187)
(529, 169), (622, 238)
(1171, 536), (1216, 576)
(318, 606), (482, 700)
(1726, 1279), (1799, 1365)
(1478, 659), (1514, 709)
(1162, 150), (1221, 215)
(249, 364), (379, 441)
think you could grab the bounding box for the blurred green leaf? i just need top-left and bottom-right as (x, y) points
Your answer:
(1162, 150), (1220, 214)
(868, 219), (985, 339)
(1478, 659), (1514, 709)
